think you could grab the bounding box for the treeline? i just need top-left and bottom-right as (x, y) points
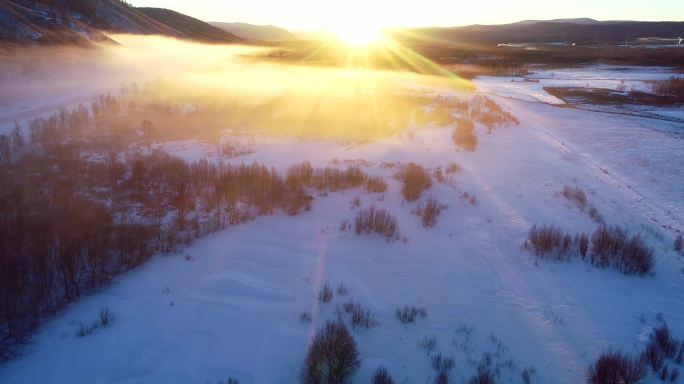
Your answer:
(0, 96), (371, 361)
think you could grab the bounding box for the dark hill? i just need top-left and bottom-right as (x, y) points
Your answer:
(138, 8), (241, 43)
(397, 20), (684, 45)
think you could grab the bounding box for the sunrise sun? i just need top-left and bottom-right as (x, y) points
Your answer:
(334, 25), (385, 46)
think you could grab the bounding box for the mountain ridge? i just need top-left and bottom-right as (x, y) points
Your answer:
(0, 0), (240, 44)
(210, 22), (296, 41)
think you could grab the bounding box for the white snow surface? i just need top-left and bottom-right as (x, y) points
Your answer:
(1, 68), (684, 384)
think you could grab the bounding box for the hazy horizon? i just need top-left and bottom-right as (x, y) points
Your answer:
(128, 0), (684, 31)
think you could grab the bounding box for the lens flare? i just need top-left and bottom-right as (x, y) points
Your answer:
(333, 25), (385, 46)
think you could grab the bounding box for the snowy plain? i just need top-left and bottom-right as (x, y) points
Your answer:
(1, 66), (684, 384)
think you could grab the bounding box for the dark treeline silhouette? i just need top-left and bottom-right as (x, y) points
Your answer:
(0, 90), (372, 361)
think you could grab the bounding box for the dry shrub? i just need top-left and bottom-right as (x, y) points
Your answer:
(299, 312), (313, 324)
(318, 283), (334, 303)
(586, 350), (646, 384)
(523, 224), (571, 260)
(311, 166), (367, 192)
(396, 305), (427, 323)
(398, 163), (432, 202)
(561, 186), (587, 209)
(301, 321), (360, 384)
(577, 233), (589, 259)
(652, 76), (684, 101)
(591, 226), (653, 275)
(467, 369), (496, 384)
(354, 205), (399, 239)
(445, 163), (461, 174)
(653, 324), (679, 359)
(675, 235), (683, 252)
(453, 119), (478, 151)
(371, 366), (394, 384)
(342, 299), (379, 329)
(366, 176), (388, 193)
(524, 224), (653, 275)
(412, 196), (446, 228)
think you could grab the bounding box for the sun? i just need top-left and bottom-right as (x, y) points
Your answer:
(334, 25), (385, 46)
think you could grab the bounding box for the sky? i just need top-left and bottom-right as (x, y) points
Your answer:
(129, 0), (684, 30)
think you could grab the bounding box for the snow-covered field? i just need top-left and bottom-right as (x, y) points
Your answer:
(1, 67), (684, 384)
(475, 65), (684, 122)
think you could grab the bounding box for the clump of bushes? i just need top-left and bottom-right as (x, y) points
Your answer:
(299, 312), (313, 324)
(467, 355), (498, 384)
(587, 323), (682, 384)
(523, 224), (654, 275)
(354, 205), (400, 240)
(337, 284), (348, 295)
(76, 307), (115, 337)
(675, 235), (683, 253)
(318, 283), (334, 303)
(652, 76), (684, 102)
(445, 163), (461, 175)
(396, 305), (427, 323)
(301, 321), (360, 384)
(453, 119), (478, 152)
(432, 352), (456, 373)
(342, 300), (379, 329)
(560, 186), (605, 223)
(523, 224), (574, 260)
(99, 307), (114, 326)
(366, 176), (388, 193)
(467, 370), (496, 384)
(398, 163), (432, 202)
(561, 186), (587, 210)
(591, 226), (653, 275)
(412, 196), (446, 227)
(586, 350), (646, 384)
(419, 336), (437, 352)
(371, 366), (394, 384)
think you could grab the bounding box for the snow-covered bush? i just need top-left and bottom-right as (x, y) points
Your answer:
(354, 206), (399, 239)
(586, 350), (646, 384)
(301, 321), (360, 384)
(398, 163), (432, 202)
(371, 366), (394, 384)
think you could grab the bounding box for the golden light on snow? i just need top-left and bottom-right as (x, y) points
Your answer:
(84, 34), (474, 140)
